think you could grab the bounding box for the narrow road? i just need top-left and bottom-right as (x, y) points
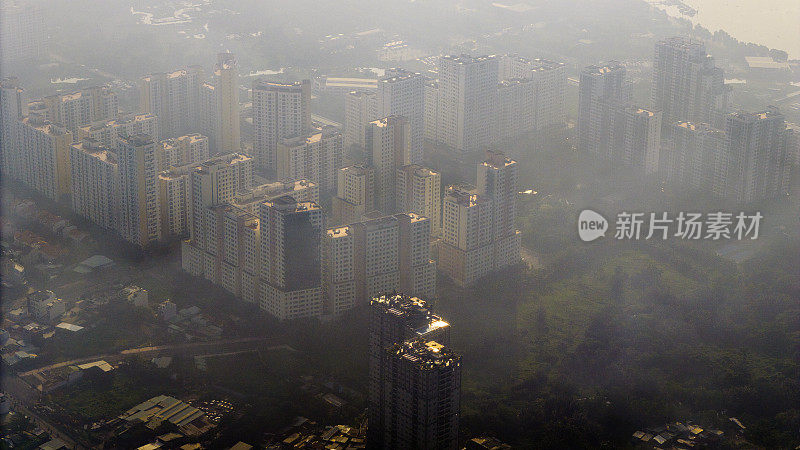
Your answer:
(18, 336), (275, 377)
(2, 375), (84, 450)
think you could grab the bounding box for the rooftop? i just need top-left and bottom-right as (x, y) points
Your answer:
(121, 395), (204, 428)
(745, 56), (790, 70)
(326, 226), (351, 238)
(583, 61), (625, 75)
(72, 140), (118, 164)
(371, 294), (449, 339)
(253, 79), (308, 91)
(392, 338), (460, 369)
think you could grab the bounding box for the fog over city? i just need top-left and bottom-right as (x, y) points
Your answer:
(1, 0), (798, 448)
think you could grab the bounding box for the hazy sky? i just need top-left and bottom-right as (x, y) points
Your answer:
(680, 0), (800, 57)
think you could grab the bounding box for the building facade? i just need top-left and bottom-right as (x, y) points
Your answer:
(396, 164), (441, 236)
(436, 54), (499, 153)
(277, 126), (343, 193)
(140, 67), (204, 138)
(70, 138), (119, 230)
(252, 80), (311, 173)
(117, 134), (162, 247)
(652, 37), (729, 129)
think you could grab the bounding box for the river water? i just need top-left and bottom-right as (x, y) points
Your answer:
(653, 0), (800, 58)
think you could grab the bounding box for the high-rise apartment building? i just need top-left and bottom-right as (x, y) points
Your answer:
(344, 90), (377, 151)
(530, 58), (568, 131)
(438, 186), (494, 287)
(41, 86), (118, 132)
(199, 82), (219, 153)
(496, 78), (535, 141)
(0, 0), (46, 63)
(499, 56), (567, 132)
(368, 294), (455, 449)
(383, 338), (461, 450)
(117, 134), (161, 247)
(652, 37), (729, 129)
(160, 133), (210, 169)
(665, 121), (727, 195)
(277, 126), (343, 193)
(366, 116), (411, 213)
(609, 106), (663, 176)
(0, 77), (24, 177)
(181, 179), (316, 306)
(377, 69), (425, 164)
(477, 151), (518, 238)
(343, 70), (423, 163)
(352, 216), (400, 302)
(323, 214), (436, 314)
(436, 54), (499, 153)
(69, 138), (118, 230)
(158, 167), (191, 238)
(158, 152), (251, 238)
(725, 107), (792, 203)
(259, 197), (324, 319)
(475, 152), (521, 273)
(78, 113), (160, 150)
(321, 226), (356, 315)
(187, 153), (254, 245)
(331, 164), (375, 226)
(578, 62), (630, 159)
(251, 79), (311, 173)
(15, 117), (73, 201)
(215, 53), (241, 153)
(396, 164), (441, 236)
(396, 213), (437, 297)
(140, 67), (204, 138)
(423, 79), (440, 143)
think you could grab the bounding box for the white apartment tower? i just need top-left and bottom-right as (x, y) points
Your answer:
(117, 134), (162, 247)
(725, 108), (793, 203)
(377, 69), (425, 164)
(78, 113), (160, 150)
(277, 126), (343, 193)
(396, 164), (442, 236)
(140, 67), (204, 138)
(578, 61), (630, 159)
(15, 116), (73, 201)
(436, 54), (499, 153)
(1, 77), (24, 177)
(0, 0), (46, 62)
(496, 78), (535, 141)
(251, 79), (311, 173)
(324, 213), (435, 314)
(499, 56), (567, 132)
(215, 53), (241, 153)
(188, 153), (254, 246)
(438, 186), (494, 287)
(609, 107), (663, 176)
(666, 122), (727, 196)
(160, 133), (210, 169)
(652, 37), (729, 129)
(69, 138), (119, 230)
(476, 151), (521, 271)
(365, 116), (411, 213)
(344, 91), (377, 151)
(199, 82), (219, 153)
(41, 86), (118, 132)
(331, 164), (376, 226)
(322, 226), (357, 315)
